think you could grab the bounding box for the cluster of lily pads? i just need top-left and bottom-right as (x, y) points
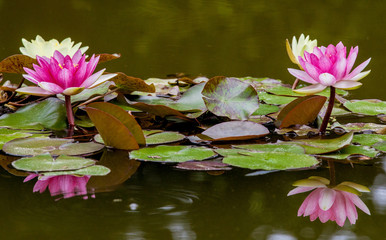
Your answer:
(0, 35), (385, 200)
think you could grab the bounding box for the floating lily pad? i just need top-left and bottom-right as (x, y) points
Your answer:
(352, 134), (386, 146)
(291, 132), (354, 154)
(258, 92), (297, 105)
(12, 154), (96, 172)
(200, 121), (269, 141)
(317, 145), (379, 160)
(252, 104), (280, 116)
(332, 122), (386, 134)
(94, 53), (121, 63)
(41, 165), (111, 176)
(222, 152), (318, 170)
(344, 100), (386, 116)
(129, 145), (216, 162)
(0, 133), (32, 148)
(275, 125), (319, 136)
(175, 161), (232, 171)
(112, 72), (155, 93)
(233, 143), (305, 154)
(202, 77), (259, 120)
(3, 137), (104, 156)
(145, 131), (185, 145)
(373, 141), (386, 152)
(275, 95), (327, 128)
(0, 54), (37, 73)
(0, 98), (66, 130)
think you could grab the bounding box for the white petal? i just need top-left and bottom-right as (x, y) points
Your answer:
(293, 84), (327, 95)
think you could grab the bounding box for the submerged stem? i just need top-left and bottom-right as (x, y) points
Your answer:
(65, 95), (75, 127)
(319, 86), (335, 135)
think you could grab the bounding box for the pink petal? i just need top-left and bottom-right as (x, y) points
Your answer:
(344, 195), (358, 224)
(304, 189), (322, 216)
(288, 68), (318, 84)
(342, 192), (370, 215)
(79, 69), (105, 88)
(57, 68), (73, 88)
(53, 50), (65, 64)
(331, 57), (347, 80)
(88, 73), (117, 88)
(24, 174), (38, 182)
(333, 80), (362, 90)
(22, 73), (40, 85)
(345, 58), (371, 80)
(38, 82), (64, 94)
(319, 188), (336, 211)
(346, 46), (358, 74)
(348, 70), (371, 81)
(318, 209), (332, 223)
(293, 83), (327, 95)
(85, 55), (100, 78)
(304, 62), (321, 80)
(16, 86), (55, 96)
(333, 192), (347, 227)
(318, 56), (333, 72)
(287, 186), (316, 196)
(72, 50), (83, 64)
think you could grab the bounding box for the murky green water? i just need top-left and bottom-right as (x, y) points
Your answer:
(0, 1), (385, 239)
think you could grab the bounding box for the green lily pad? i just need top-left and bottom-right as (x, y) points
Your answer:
(222, 152), (318, 170)
(331, 122), (386, 134)
(373, 141), (386, 152)
(352, 134), (386, 146)
(202, 77), (259, 120)
(2, 137), (104, 156)
(145, 131), (185, 145)
(200, 121), (269, 141)
(317, 145), (379, 160)
(258, 92), (297, 105)
(291, 132), (354, 154)
(0, 98), (67, 130)
(344, 100), (386, 116)
(0, 133), (32, 148)
(41, 165), (111, 176)
(252, 104), (280, 116)
(12, 154), (96, 172)
(129, 145), (216, 162)
(234, 143), (305, 154)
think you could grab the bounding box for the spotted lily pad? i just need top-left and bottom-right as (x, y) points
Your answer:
(331, 122), (386, 134)
(317, 145), (379, 160)
(12, 154), (96, 172)
(129, 145), (216, 162)
(0, 98), (67, 130)
(0, 54), (37, 73)
(41, 165), (111, 176)
(352, 134), (386, 146)
(3, 137), (104, 156)
(234, 143), (305, 154)
(344, 100), (386, 116)
(200, 121), (269, 141)
(0, 133), (32, 149)
(112, 72), (156, 93)
(202, 77), (259, 120)
(145, 131), (185, 145)
(175, 161), (232, 171)
(222, 152), (318, 170)
(291, 132), (354, 154)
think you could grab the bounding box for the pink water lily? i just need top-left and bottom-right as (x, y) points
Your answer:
(24, 174), (95, 200)
(288, 42), (371, 94)
(288, 176), (370, 227)
(17, 50), (115, 96)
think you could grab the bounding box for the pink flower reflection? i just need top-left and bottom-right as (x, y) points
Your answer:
(24, 174), (95, 200)
(288, 176), (370, 227)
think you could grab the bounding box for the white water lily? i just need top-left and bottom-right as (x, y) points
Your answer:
(286, 34), (317, 66)
(20, 35), (88, 58)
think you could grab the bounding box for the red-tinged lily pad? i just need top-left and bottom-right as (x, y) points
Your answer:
(93, 53), (121, 63)
(275, 125), (319, 137)
(129, 145), (216, 162)
(175, 161), (232, 171)
(12, 154), (96, 172)
(200, 121), (269, 141)
(275, 95), (327, 128)
(84, 105), (140, 150)
(291, 132), (354, 154)
(202, 76), (259, 120)
(111, 72), (155, 93)
(2, 137), (104, 157)
(0, 54), (37, 73)
(87, 102), (145, 145)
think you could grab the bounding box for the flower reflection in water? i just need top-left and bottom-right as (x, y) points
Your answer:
(288, 176), (370, 227)
(24, 174), (95, 200)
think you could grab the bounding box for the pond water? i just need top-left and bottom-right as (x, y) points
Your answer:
(0, 1), (385, 239)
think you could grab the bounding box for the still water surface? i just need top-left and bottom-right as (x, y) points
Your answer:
(0, 1), (385, 239)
